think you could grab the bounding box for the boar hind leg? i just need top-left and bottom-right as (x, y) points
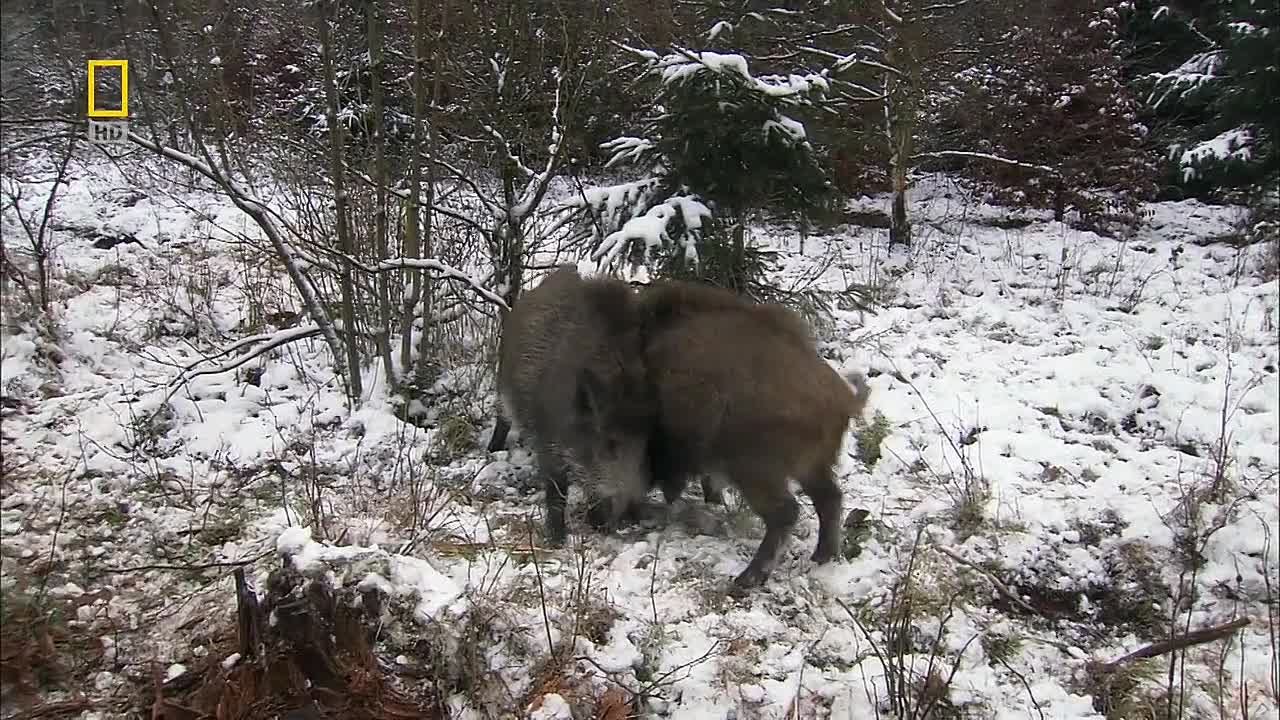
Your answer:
(732, 471), (800, 590)
(536, 447), (571, 545)
(800, 465), (843, 565)
(648, 432), (691, 505)
(487, 414), (512, 452)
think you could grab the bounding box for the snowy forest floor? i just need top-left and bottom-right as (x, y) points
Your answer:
(1, 158), (1278, 720)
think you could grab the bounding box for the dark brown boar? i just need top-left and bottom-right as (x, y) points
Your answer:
(492, 265), (655, 544)
(637, 280), (872, 590)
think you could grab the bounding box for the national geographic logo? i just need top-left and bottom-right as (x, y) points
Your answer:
(86, 59), (129, 145)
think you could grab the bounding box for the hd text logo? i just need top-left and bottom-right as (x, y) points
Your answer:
(86, 59), (130, 145)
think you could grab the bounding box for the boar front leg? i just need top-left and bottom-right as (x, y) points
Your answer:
(585, 485), (650, 533)
(536, 445), (571, 545)
(700, 475), (725, 506)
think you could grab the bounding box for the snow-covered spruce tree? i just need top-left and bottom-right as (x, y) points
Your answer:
(1122, 0), (1279, 199)
(559, 49), (831, 295)
(1214, 1), (1279, 190)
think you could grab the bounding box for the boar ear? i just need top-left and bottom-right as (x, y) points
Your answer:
(575, 367), (606, 422)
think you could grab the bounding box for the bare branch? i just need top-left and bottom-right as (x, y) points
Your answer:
(932, 545), (1042, 617)
(126, 131), (347, 376)
(370, 258), (510, 311)
(904, 2), (971, 16)
(165, 324), (324, 399)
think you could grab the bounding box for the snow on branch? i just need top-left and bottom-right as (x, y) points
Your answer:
(602, 137), (657, 169)
(165, 324), (324, 399)
(126, 131), (347, 376)
(1176, 128), (1255, 181)
(912, 150), (1062, 179)
(764, 114), (807, 142)
(1146, 50), (1226, 108)
(369, 258), (509, 311)
(546, 177), (665, 243)
(623, 45), (831, 103)
(590, 194), (711, 273)
(482, 122), (538, 180)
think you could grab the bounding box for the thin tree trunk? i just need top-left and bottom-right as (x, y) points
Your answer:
(400, 0), (429, 379)
(33, 134), (76, 313)
(496, 5), (523, 310)
(398, 201), (420, 373)
(890, 171), (910, 247)
(368, 0), (395, 390)
(501, 169), (523, 309)
(889, 66), (916, 249)
(415, 0), (449, 386)
(730, 216), (746, 293)
(318, 1), (364, 401)
(880, 3), (914, 249)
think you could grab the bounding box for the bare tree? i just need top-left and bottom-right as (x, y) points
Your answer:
(367, 0), (396, 389)
(424, 1), (604, 310)
(317, 0), (365, 400)
(0, 131), (77, 316)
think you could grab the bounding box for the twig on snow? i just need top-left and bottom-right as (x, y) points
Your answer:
(932, 544), (1041, 617)
(99, 550), (274, 575)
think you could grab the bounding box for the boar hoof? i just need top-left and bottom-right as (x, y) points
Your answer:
(731, 567), (768, 593)
(810, 546), (838, 565)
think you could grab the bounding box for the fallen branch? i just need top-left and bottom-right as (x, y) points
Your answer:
(100, 551), (273, 575)
(9, 699), (101, 720)
(422, 540), (553, 558)
(1089, 617), (1251, 675)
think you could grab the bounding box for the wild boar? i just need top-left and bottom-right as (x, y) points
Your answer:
(637, 280), (872, 590)
(491, 265), (654, 544)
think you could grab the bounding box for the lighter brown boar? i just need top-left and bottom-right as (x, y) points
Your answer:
(637, 280), (871, 591)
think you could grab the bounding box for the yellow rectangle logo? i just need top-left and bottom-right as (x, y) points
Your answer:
(87, 60), (129, 118)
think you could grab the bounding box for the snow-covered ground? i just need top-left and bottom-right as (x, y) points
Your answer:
(2, 159), (1277, 719)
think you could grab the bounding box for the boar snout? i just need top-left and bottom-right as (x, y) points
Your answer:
(582, 432), (652, 532)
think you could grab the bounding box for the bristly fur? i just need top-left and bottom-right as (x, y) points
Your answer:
(635, 280), (871, 590)
(493, 265), (655, 543)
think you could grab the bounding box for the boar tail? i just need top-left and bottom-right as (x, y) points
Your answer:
(843, 370), (872, 421)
